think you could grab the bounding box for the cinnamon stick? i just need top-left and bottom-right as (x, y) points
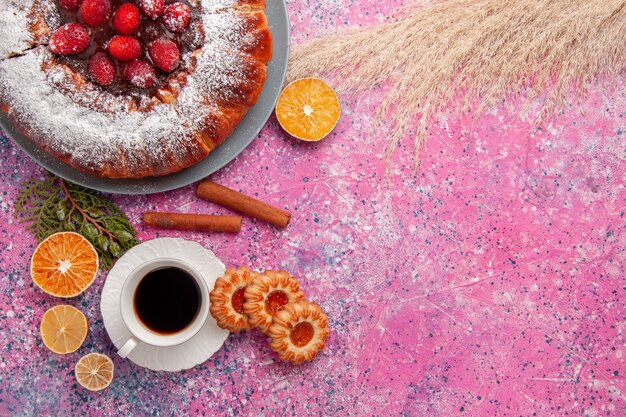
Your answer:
(197, 180), (291, 228)
(143, 212), (242, 233)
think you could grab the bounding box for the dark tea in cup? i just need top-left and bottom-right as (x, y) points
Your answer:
(133, 267), (200, 334)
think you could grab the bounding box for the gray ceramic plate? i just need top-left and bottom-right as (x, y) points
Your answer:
(0, 0), (289, 195)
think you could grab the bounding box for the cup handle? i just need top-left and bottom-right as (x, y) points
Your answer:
(118, 336), (139, 358)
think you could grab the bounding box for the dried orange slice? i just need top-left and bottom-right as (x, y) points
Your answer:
(40, 305), (89, 354)
(75, 353), (114, 391)
(31, 232), (98, 298)
(275, 77), (341, 141)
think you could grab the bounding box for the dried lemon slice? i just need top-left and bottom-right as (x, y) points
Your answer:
(40, 305), (88, 354)
(75, 353), (114, 391)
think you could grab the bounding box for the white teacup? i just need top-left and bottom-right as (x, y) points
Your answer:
(118, 258), (210, 358)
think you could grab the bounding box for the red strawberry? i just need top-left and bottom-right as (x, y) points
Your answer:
(124, 60), (156, 88)
(108, 36), (141, 61)
(88, 52), (116, 85)
(148, 39), (180, 72)
(137, 0), (164, 20)
(79, 0), (112, 27)
(162, 3), (191, 33)
(112, 4), (141, 35)
(59, 0), (82, 11)
(49, 23), (91, 55)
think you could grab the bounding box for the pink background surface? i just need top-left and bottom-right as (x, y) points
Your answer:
(1, 0), (625, 416)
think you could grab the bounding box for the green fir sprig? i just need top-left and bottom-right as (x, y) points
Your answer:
(14, 174), (139, 270)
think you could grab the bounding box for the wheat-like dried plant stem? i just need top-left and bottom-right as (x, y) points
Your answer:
(287, 0), (626, 164)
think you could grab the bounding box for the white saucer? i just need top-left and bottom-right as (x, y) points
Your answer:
(100, 238), (230, 372)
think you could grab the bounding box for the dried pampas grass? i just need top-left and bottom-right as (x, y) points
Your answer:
(287, 0), (626, 163)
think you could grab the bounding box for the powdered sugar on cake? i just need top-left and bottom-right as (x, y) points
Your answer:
(178, 11), (251, 126)
(0, 0), (268, 176)
(1, 1), (38, 59)
(1, 48), (190, 172)
(0, 0), (61, 59)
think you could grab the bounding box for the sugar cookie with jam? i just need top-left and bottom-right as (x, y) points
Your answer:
(209, 267), (258, 332)
(243, 270), (305, 333)
(268, 301), (330, 365)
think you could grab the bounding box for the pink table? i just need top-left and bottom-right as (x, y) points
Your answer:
(1, 1), (625, 415)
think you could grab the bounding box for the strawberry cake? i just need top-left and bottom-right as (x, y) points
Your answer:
(0, 0), (272, 178)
